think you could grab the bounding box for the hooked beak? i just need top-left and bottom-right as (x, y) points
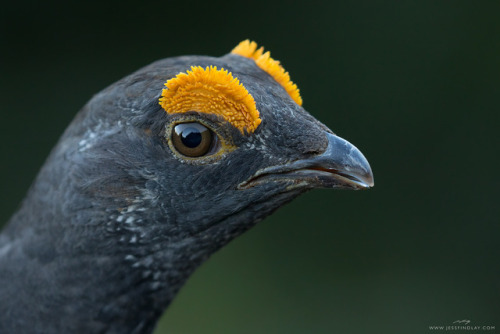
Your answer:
(239, 132), (374, 190)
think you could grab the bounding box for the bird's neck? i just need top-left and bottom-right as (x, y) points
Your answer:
(1, 201), (211, 334)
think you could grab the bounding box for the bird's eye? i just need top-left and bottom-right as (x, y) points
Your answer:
(172, 122), (214, 157)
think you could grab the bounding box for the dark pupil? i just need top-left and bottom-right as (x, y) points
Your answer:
(180, 128), (202, 148)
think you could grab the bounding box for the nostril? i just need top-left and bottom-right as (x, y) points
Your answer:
(304, 147), (325, 156)
(299, 137), (329, 157)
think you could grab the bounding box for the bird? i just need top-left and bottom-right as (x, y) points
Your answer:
(0, 40), (374, 334)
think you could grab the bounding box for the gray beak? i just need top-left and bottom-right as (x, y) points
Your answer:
(239, 132), (374, 190)
(306, 132), (374, 189)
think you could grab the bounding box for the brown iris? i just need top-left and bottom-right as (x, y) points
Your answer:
(172, 122), (213, 157)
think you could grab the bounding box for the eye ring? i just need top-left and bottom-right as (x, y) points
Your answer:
(171, 122), (214, 157)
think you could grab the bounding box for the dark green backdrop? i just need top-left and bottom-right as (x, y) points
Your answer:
(1, 1), (498, 333)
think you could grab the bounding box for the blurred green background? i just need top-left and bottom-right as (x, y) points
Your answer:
(1, 1), (499, 333)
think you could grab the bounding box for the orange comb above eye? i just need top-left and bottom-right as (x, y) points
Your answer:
(231, 40), (303, 106)
(159, 66), (261, 134)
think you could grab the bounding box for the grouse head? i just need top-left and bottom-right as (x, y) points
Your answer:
(0, 40), (373, 334)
